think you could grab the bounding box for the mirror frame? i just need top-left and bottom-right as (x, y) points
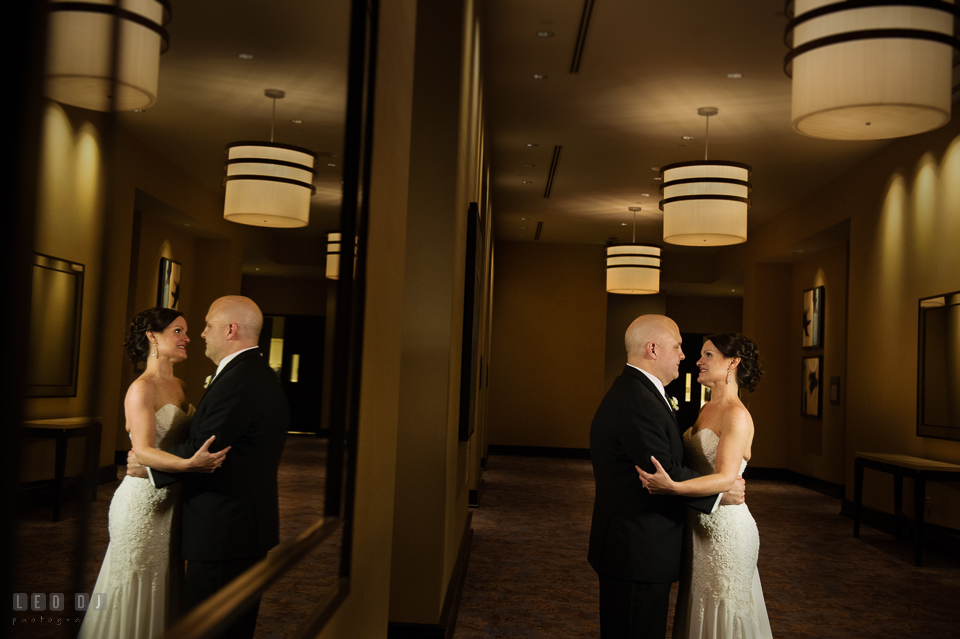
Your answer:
(917, 289), (960, 441)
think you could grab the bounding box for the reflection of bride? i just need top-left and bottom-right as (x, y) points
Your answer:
(79, 308), (227, 639)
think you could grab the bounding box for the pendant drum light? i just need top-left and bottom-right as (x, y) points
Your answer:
(785, 0), (960, 140)
(606, 207), (662, 295)
(660, 107), (751, 246)
(223, 90), (317, 228)
(45, 0), (171, 111)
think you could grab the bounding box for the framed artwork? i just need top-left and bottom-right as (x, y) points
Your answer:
(802, 286), (824, 348)
(802, 356), (823, 418)
(157, 258), (182, 310)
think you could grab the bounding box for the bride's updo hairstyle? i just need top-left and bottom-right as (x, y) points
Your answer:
(124, 307), (184, 366)
(707, 332), (763, 392)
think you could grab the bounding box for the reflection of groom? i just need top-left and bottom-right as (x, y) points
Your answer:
(588, 315), (742, 639)
(130, 295), (289, 638)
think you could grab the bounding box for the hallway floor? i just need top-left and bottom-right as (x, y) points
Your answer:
(454, 455), (960, 639)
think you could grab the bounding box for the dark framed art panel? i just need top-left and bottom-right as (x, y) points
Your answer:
(802, 356), (823, 418)
(917, 290), (960, 441)
(157, 257), (182, 310)
(458, 201), (484, 441)
(802, 285), (824, 348)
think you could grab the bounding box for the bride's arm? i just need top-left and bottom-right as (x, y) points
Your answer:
(126, 381), (228, 473)
(637, 407), (751, 497)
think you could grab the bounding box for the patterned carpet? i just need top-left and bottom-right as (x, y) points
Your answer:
(454, 455), (960, 639)
(10, 434), (337, 638)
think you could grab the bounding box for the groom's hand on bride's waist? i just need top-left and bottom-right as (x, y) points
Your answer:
(126, 450), (149, 479)
(719, 476), (746, 506)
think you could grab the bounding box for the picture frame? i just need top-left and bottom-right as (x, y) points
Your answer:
(157, 258), (182, 310)
(802, 356), (823, 418)
(802, 285), (824, 348)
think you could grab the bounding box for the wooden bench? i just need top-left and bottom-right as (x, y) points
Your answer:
(853, 452), (960, 566)
(20, 417), (102, 521)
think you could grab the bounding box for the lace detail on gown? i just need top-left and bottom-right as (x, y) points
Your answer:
(79, 404), (193, 639)
(673, 428), (773, 639)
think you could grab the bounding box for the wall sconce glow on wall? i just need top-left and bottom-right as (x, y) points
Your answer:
(223, 90), (317, 228)
(45, 0), (171, 112)
(785, 0), (958, 140)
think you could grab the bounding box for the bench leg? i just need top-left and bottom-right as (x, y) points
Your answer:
(893, 473), (903, 539)
(914, 476), (926, 567)
(853, 457), (864, 538)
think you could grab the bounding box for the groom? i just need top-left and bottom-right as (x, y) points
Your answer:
(131, 295), (289, 639)
(588, 315), (742, 639)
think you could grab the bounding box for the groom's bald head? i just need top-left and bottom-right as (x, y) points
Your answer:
(202, 295), (263, 364)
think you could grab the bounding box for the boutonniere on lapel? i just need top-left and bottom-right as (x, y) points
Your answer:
(204, 375), (213, 389)
(669, 396), (679, 412)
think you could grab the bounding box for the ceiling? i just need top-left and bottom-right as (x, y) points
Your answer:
(112, 0), (921, 289)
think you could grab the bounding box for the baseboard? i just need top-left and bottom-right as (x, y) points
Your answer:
(839, 500), (960, 561)
(487, 444), (591, 459)
(387, 512), (473, 639)
(746, 466), (845, 499)
(469, 479), (483, 508)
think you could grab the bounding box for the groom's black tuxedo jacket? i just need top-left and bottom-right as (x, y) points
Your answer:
(588, 365), (716, 584)
(154, 348), (289, 562)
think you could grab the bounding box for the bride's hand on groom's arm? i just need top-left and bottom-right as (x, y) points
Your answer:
(186, 436), (231, 473)
(636, 457), (678, 494)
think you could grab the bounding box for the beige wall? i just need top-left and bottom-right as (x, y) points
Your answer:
(718, 117), (960, 529)
(488, 241), (608, 449)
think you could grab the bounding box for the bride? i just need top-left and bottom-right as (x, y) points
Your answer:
(79, 308), (229, 639)
(637, 333), (773, 639)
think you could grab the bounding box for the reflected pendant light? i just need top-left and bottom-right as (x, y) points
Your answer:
(223, 89), (317, 228)
(326, 232), (357, 280)
(326, 232), (341, 279)
(606, 207), (662, 294)
(785, 0), (959, 140)
(660, 107), (751, 246)
(45, 0), (171, 111)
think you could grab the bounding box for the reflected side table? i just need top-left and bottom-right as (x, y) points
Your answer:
(853, 452), (960, 566)
(19, 417), (102, 522)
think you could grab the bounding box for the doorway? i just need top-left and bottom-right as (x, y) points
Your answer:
(260, 314), (326, 436)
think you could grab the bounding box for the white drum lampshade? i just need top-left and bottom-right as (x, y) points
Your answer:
(223, 142), (317, 228)
(606, 244), (661, 294)
(786, 0), (958, 140)
(660, 160), (751, 246)
(45, 0), (171, 112)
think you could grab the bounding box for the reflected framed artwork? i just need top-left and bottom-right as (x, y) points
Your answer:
(802, 286), (824, 348)
(157, 258), (181, 310)
(802, 356), (822, 418)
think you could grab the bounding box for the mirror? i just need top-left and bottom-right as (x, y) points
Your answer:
(917, 290), (960, 440)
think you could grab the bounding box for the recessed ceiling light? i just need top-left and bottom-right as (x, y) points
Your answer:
(238, 53), (254, 60)
(521, 217), (528, 220)
(681, 135), (695, 140)
(290, 119), (303, 124)
(640, 193), (649, 197)
(727, 72), (743, 79)
(327, 163), (337, 167)
(620, 223), (628, 226)
(522, 180), (533, 184)
(525, 164), (535, 167)
(527, 143), (538, 147)
(133, 109), (145, 113)
(651, 167), (660, 171)
(533, 73), (547, 80)
(537, 30), (554, 37)
(653, 177), (663, 181)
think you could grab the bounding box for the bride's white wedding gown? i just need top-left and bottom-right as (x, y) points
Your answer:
(674, 428), (773, 639)
(79, 404), (193, 639)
